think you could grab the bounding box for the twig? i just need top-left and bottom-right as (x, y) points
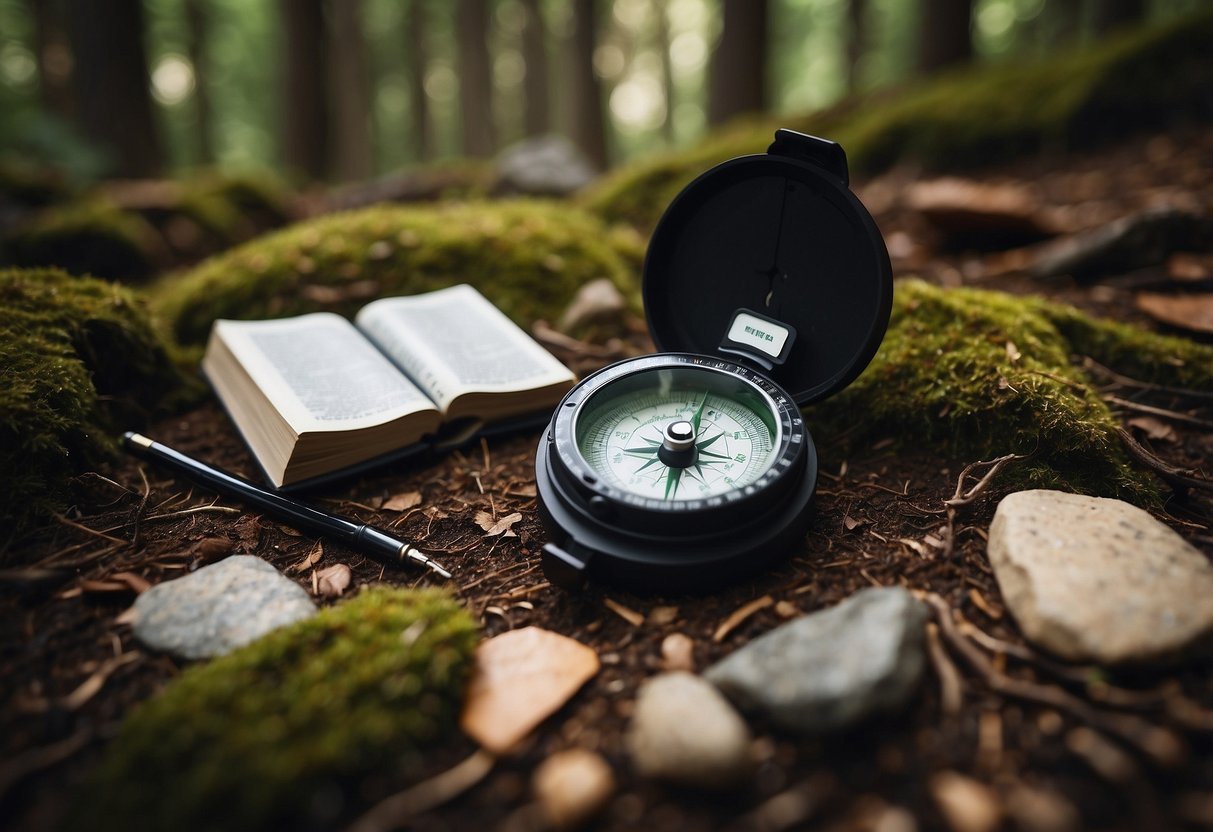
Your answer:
(1106, 395), (1213, 430)
(142, 504), (242, 522)
(130, 466), (151, 548)
(1116, 428), (1213, 493)
(52, 514), (126, 545)
(925, 622), (965, 715)
(917, 592), (1186, 768)
(345, 749), (495, 832)
(1082, 356), (1213, 403)
(940, 454), (1024, 558)
(713, 595), (774, 642)
(0, 730), (92, 801)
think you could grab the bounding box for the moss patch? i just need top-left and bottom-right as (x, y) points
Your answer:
(151, 199), (644, 352)
(74, 587), (478, 832)
(0, 268), (188, 545)
(0, 197), (161, 280)
(583, 10), (1213, 231)
(808, 280), (1213, 502)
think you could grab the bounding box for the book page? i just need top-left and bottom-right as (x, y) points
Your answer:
(213, 314), (437, 430)
(355, 284), (574, 413)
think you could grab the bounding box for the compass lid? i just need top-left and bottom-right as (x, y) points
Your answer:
(642, 129), (893, 406)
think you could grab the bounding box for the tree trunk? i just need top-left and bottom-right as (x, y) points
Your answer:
(846, 0), (866, 93)
(456, 0), (496, 157)
(407, 0), (433, 161)
(65, 0), (163, 177)
(279, 0), (330, 180)
(917, 0), (972, 75)
(655, 0), (675, 143)
(1092, 0), (1146, 37)
(330, 0), (374, 180)
(520, 0), (550, 137)
(708, 0), (768, 126)
(565, 0), (607, 169)
(26, 0), (74, 119)
(184, 0), (214, 164)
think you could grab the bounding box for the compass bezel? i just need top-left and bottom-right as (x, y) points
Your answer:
(548, 353), (808, 531)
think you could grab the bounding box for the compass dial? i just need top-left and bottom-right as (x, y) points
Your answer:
(573, 366), (781, 501)
(576, 390), (776, 500)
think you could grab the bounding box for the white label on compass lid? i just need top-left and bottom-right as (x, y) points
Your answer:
(726, 311), (791, 359)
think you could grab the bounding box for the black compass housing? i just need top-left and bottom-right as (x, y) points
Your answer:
(535, 130), (893, 592)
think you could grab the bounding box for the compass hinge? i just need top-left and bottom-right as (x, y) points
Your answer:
(542, 541), (594, 591)
(767, 129), (849, 187)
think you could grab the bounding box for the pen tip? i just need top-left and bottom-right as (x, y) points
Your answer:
(403, 545), (452, 580)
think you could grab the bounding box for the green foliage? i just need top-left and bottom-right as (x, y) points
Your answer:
(583, 9), (1213, 231)
(809, 280), (1213, 502)
(151, 199), (645, 351)
(74, 587), (479, 832)
(0, 268), (188, 545)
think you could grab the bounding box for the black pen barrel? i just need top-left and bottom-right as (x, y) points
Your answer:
(122, 432), (362, 543)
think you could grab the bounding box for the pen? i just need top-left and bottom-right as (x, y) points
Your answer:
(122, 432), (452, 579)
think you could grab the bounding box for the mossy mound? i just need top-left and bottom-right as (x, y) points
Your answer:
(583, 10), (1213, 231)
(0, 171), (294, 281)
(0, 268), (189, 544)
(151, 199), (645, 351)
(809, 280), (1213, 502)
(74, 587), (478, 832)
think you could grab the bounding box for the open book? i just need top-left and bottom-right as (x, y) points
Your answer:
(201, 284), (576, 488)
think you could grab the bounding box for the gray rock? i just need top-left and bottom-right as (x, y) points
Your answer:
(132, 555), (316, 660)
(495, 135), (598, 196)
(704, 587), (928, 734)
(987, 489), (1213, 665)
(626, 671), (754, 789)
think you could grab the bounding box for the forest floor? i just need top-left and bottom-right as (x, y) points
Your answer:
(3, 125), (1213, 832)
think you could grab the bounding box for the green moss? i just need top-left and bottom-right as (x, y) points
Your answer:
(0, 268), (189, 544)
(809, 281), (1213, 503)
(1, 197), (160, 280)
(583, 10), (1213, 231)
(73, 587), (478, 832)
(150, 199), (644, 351)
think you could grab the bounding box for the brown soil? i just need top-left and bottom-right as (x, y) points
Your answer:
(3, 127), (1213, 832)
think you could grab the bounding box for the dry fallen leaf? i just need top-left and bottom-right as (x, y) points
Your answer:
(383, 490), (423, 512)
(1128, 415), (1178, 443)
(1135, 292), (1213, 334)
(476, 511), (522, 537)
(315, 563), (352, 597)
(461, 627), (599, 754)
(290, 541), (324, 573)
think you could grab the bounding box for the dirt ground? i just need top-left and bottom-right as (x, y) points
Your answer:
(2, 127), (1212, 832)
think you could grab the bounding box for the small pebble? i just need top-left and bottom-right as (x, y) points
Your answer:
(626, 672), (754, 789)
(929, 771), (1001, 832)
(660, 633), (695, 672)
(533, 749), (615, 830)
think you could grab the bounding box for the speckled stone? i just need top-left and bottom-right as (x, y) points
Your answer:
(704, 587), (928, 735)
(626, 672), (754, 789)
(132, 555), (316, 660)
(988, 489), (1213, 665)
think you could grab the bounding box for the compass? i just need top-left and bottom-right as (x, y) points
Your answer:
(536, 130), (892, 591)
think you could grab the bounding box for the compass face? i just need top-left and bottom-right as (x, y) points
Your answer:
(575, 379), (779, 501)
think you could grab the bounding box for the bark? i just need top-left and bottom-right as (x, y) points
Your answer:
(917, 0), (972, 75)
(655, 0), (675, 142)
(184, 0), (214, 164)
(520, 0), (550, 136)
(564, 0), (607, 169)
(407, 0), (434, 161)
(65, 0), (163, 177)
(329, 0), (374, 180)
(279, 0), (330, 180)
(707, 0), (769, 126)
(26, 0), (74, 118)
(846, 0), (866, 93)
(456, 0), (496, 157)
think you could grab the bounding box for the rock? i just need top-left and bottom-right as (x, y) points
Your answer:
(460, 627), (599, 754)
(558, 277), (628, 333)
(660, 633), (695, 672)
(704, 587), (928, 734)
(1030, 208), (1213, 281)
(929, 771), (1001, 832)
(626, 671), (754, 789)
(495, 135), (598, 197)
(532, 749), (615, 830)
(131, 555), (316, 660)
(987, 489), (1213, 665)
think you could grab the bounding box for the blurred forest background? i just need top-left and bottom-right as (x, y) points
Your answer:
(0, 0), (1206, 186)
